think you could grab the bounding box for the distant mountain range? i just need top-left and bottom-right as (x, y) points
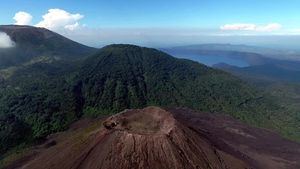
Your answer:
(213, 62), (300, 83)
(163, 44), (300, 64)
(163, 44), (300, 83)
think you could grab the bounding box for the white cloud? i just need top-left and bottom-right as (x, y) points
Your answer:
(36, 9), (84, 31)
(220, 24), (256, 31)
(220, 23), (282, 32)
(0, 32), (15, 48)
(64, 22), (80, 31)
(13, 11), (33, 25)
(256, 23), (282, 31)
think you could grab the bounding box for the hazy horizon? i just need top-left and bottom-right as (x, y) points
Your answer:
(1, 0), (300, 50)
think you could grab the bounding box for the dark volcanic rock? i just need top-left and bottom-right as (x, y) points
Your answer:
(170, 107), (300, 169)
(21, 107), (250, 169)
(14, 107), (300, 169)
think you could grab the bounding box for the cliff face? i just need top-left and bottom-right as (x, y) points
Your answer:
(22, 107), (250, 169)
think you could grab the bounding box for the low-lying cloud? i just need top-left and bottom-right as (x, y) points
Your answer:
(0, 32), (15, 48)
(220, 23), (282, 32)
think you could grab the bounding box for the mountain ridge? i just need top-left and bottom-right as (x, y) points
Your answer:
(0, 25), (97, 69)
(213, 62), (300, 83)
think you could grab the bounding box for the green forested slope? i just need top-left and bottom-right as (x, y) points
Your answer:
(0, 44), (296, 158)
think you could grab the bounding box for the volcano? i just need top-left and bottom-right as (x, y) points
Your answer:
(21, 107), (249, 169)
(0, 25), (96, 68)
(12, 106), (299, 169)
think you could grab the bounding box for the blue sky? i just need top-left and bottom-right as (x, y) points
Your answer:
(1, 0), (300, 48)
(1, 0), (300, 28)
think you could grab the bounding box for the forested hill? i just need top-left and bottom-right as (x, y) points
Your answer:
(77, 44), (274, 116)
(0, 25), (97, 69)
(0, 44), (296, 159)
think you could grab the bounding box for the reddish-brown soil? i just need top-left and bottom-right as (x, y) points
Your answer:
(5, 107), (300, 169)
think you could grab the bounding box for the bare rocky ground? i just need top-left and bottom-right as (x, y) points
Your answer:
(169, 107), (300, 169)
(5, 106), (300, 169)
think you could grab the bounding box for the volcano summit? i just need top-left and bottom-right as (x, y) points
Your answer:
(22, 107), (249, 169)
(15, 107), (300, 169)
